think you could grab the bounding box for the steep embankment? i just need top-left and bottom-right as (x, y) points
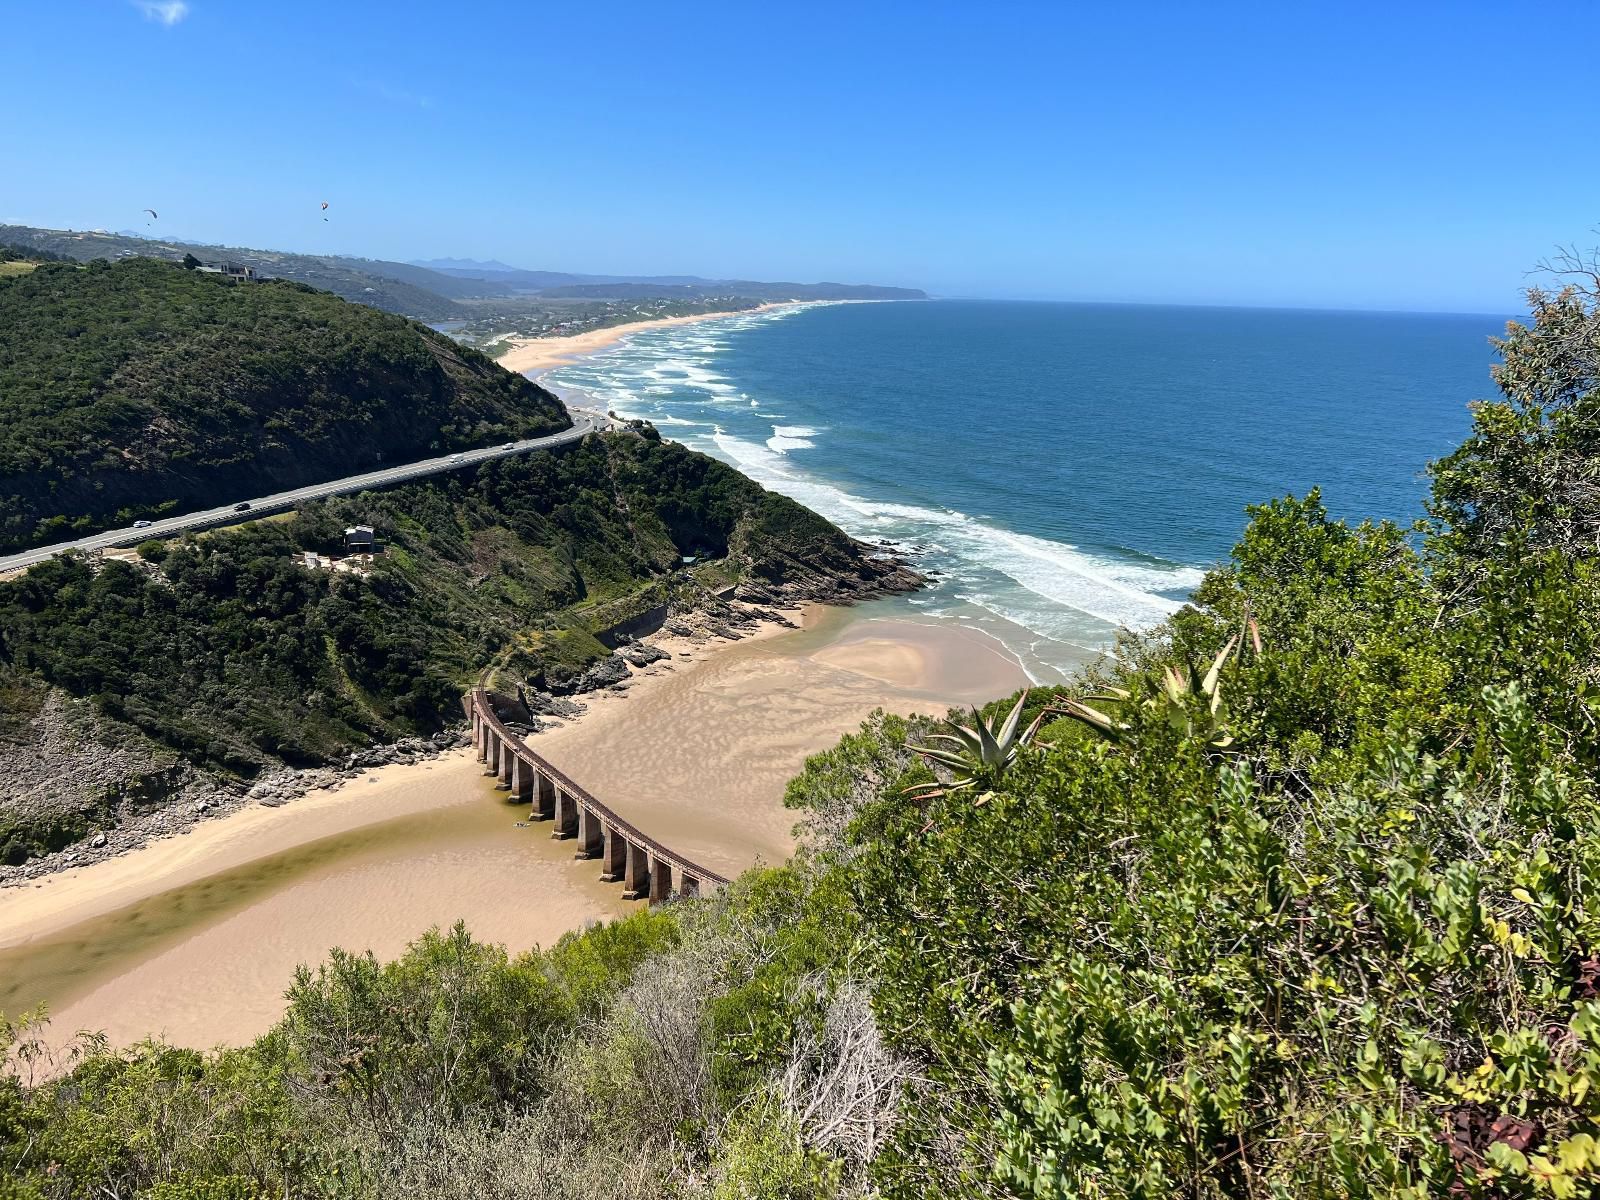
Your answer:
(0, 428), (916, 872)
(0, 257), (569, 553)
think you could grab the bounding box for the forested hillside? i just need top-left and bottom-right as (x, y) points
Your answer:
(3, 269), (1597, 1198)
(0, 257), (568, 552)
(0, 429), (912, 867)
(0, 225), (494, 317)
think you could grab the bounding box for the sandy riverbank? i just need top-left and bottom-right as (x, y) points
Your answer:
(495, 301), (806, 376)
(523, 601), (1028, 878)
(0, 600), (1026, 1053)
(0, 751), (623, 1053)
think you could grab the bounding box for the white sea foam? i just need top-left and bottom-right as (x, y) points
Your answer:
(766, 423), (821, 453)
(706, 431), (1197, 632)
(555, 305), (1204, 665)
(767, 434), (816, 452)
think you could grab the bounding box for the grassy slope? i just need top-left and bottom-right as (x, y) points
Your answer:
(0, 258), (569, 552)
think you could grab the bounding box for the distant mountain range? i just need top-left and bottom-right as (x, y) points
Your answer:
(1, 225), (494, 320)
(0, 225), (925, 321)
(410, 258), (926, 302)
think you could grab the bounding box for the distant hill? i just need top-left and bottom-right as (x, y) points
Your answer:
(0, 257), (569, 552)
(411, 257), (525, 274)
(536, 280), (927, 301)
(409, 258), (929, 301)
(0, 226), (503, 319)
(0, 224), (926, 323)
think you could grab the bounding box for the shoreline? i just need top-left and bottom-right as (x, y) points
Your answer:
(0, 599), (1027, 1051)
(494, 300), (821, 377)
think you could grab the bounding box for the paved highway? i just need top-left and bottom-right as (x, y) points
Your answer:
(0, 407), (610, 575)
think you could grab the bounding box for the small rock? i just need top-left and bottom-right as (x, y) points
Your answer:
(90, 831), (108, 849)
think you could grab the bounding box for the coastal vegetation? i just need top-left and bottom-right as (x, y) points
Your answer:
(0, 225), (498, 319)
(0, 428), (899, 866)
(0, 257), (568, 553)
(5, 268), (1600, 1198)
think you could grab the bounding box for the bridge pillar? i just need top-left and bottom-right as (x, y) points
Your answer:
(484, 730), (500, 776)
(552, 788), (578, 839)
(475, 713), (488, 763)
(533, 770), (556, 820)
(576, 803), (604, 859)
(601, 825), (627, 882)
(497, 739), (514, 790)
(623, 840), (650, 899)
(648, 854), (674, 904)
(509, 754), (533, 801)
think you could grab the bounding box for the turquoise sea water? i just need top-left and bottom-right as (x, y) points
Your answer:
(542, 300), (1508, 680)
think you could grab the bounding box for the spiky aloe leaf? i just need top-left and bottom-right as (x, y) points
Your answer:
(947, 725), (985, 756)
(972, 705), (1004, 767)
(995, 690), (1030, 752)
(1021, 708), (1052, 745)
(914, 746), (979, 772)
(1202, 635), (1238, 712)
(1058, 698), (1127, 741)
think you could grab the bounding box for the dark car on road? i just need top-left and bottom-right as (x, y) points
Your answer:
(234, 502), (252, 512)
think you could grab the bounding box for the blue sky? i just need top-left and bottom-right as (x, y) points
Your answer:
(4, 1), (1596, 311)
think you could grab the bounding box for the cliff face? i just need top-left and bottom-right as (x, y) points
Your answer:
(0, 258), (569, 552)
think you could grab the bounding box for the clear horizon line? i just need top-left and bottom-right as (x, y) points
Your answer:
(924, 295), (1520, 321)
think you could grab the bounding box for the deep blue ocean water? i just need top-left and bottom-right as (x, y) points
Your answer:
(543, 300), (1509, 680)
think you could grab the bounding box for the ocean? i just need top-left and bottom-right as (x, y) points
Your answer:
(542, 300), (1509, 681)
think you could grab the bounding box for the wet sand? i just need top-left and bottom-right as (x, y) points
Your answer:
(528, 602), (1029, 877)
(0, 753), (623, 1052)
(495, 302), (804, 375)
(0, 601), (1026, 1053)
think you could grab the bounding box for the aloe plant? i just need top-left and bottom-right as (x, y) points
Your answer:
(904, 690), (1046, 807)
(1059, 632), (1246, 753)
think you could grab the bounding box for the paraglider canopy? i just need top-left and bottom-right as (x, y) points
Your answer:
(143, 208), (158, 221)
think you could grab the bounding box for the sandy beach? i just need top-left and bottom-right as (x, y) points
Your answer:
(0, 600), (1026, 1053)
(494, 301), (806, 376)
(525, 602), (1028, 877)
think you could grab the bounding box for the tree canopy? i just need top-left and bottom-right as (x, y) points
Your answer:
(0, 257), (567, 552)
